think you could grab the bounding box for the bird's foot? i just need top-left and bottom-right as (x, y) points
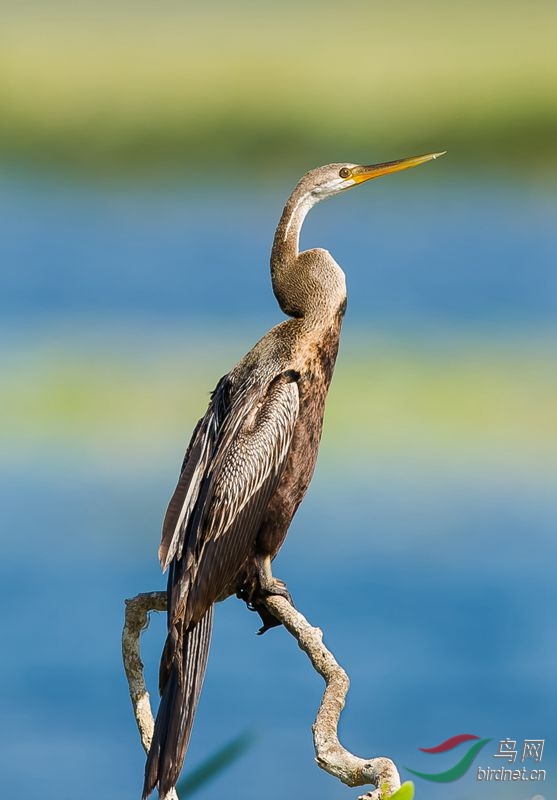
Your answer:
(240, 556), (295, 634)
(252, 576), (295, 635)
(257, 575), (294, 605)
(255, 554), (293, 602)
(255, 606), (282, 635)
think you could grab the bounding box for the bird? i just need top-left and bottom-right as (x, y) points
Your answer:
(143, 151), (444, 800)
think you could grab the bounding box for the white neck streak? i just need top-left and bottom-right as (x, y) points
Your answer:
(272, 186), (317, 267)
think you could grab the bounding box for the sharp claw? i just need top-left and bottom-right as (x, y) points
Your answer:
(254, 605), (282, 635)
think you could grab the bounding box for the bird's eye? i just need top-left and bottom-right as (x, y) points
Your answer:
(339, 167), (351, 179)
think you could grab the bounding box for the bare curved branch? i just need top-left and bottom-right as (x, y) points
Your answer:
(122, 591), (401, 800)
(264, 595), (401, 799)
(122, 592), (179, 800)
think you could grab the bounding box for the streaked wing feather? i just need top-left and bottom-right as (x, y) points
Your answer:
(159, 422), (212, 571)
(159, 377), (230, 572)
(203, 377), (298, 541)
(184, 472), (278, 625)
(168, 372), (299, 628)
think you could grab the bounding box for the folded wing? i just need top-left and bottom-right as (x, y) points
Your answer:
(160, 369), (300, 631)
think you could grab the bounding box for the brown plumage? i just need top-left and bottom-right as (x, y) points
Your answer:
(143, 153), (444, 799)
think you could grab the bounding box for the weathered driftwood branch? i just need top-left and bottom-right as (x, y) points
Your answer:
(122, 592), (179, 800)
(122, 591), (401, 800)
(264, 595), (401, 800)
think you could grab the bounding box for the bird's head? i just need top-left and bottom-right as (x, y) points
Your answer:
(302, 151), (446, 199)
(271, 150), (446, 321)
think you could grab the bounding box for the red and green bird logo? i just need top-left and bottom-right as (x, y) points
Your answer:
(405, 734), (491, 782)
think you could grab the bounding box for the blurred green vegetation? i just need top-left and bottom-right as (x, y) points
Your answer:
(1, 0), (556, 176)
(175, 731), (255, 797)
(3, 336), (556, 471)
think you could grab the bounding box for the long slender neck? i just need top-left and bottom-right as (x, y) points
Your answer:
(271, 183), (316, 268)
(269, 183), (346, 324)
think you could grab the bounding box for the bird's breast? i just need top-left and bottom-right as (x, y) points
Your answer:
(272, 320), (339, 506)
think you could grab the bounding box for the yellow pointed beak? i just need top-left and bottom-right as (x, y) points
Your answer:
(352, 151), (446, 184)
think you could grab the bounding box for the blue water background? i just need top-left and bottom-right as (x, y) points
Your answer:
(0, 170), (555, 799)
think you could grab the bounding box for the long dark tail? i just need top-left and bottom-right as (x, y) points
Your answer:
(143, 606), (214, 799)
